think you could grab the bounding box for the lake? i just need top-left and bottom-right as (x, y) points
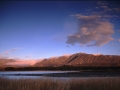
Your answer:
(0, 71), (120, 79)
(0, 71), (78, 79)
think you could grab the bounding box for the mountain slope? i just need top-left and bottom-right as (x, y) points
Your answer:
(35, 56), (70, 67)
(64, 53), (120, 66)
(35, 53), (120, 67)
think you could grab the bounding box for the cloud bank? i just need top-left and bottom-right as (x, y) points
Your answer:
(66, 14), (114, 46)
(6, 60), (40, 66)
(66, 1), (120, 47)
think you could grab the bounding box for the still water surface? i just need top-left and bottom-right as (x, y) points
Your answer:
(0, 71), (119, 79)
(0, 71), (77, 79)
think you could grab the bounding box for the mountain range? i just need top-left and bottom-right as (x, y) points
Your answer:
(0, 53), (120, 67)
(35, 53), (120, 67)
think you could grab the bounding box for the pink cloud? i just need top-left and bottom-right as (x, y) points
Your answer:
(118, 39), (120, 42)
(6, 60), (40, 66)
(66, 14), (114, 46)
(93, 53), (103, 56)
(63, 54), (72, 57)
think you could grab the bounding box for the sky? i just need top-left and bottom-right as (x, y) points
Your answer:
(0, 1), (120, 60)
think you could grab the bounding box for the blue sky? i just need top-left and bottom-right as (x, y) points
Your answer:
(0, 1), (120, 60)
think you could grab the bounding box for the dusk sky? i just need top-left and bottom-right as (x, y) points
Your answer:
(0, 1), (120, 60)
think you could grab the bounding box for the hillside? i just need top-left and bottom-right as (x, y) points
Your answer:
(64, 53), (120, 66)
(35, 56), (70, 67)
(0, 59), (16, 67)
(35, 53), (120, 67)
(1, 53), (120, 68)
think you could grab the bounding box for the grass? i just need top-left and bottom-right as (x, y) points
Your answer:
(0, 77), (120, 90)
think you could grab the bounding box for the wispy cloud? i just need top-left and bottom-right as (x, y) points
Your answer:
(97, 1), (120, 13)
(3, 48), (19, 55)
(25, 55), (32, 58)
(97, 1), (108, 6)
(118, 39), (120, 42)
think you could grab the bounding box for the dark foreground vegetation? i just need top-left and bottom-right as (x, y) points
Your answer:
(0, 77), (120, 90)
(0, 66), (120, 71)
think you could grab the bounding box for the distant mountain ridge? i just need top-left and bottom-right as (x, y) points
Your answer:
(0, 53), (120, 67)
(35, 55), (70, 67)
(34, 53), (120, 67)
(0, 59), (16, 67)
